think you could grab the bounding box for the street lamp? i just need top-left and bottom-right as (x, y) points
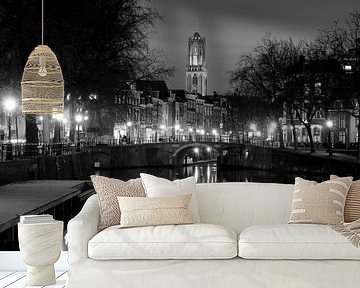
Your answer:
(3, 98), (16, 143)
(188, 127), (193, 141)
(62, 118), (68, 140)
(126, 121), (132, 144)
(3, 98), (16, 160)
(269, 122), (277, 147)
(212, 129), (217, 142)
(160, 124), (166, 141)
(175, 124), (180, 141)
(75, 114), (83, 145)
(326, 120), (333, 156)
(39, 115), (44, 143)
(250, 123), (256, 145)
(83, 115), (89, 141)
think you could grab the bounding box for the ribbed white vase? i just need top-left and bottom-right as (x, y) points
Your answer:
(18, 221), (63, 286)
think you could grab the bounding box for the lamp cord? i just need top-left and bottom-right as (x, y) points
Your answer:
(41, 0), (44, 44)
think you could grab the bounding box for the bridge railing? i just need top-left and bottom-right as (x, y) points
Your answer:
(0, 135), (246, 162)
(107, 135), (243, 146)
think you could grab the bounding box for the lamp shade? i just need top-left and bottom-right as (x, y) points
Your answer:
(21, 44), (64, 114)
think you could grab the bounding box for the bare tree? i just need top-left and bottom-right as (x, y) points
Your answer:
(230, 35), (301, 148)
(0, 0), (174, 142)
(315, 11), (360, 159)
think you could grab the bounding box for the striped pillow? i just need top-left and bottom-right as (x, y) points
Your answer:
(330, 175), (360, 223)
(289, 177), (352, 225)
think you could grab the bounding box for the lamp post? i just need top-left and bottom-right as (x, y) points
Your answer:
(75, 114), (83, 150)
(212, 129), (217, 142)
(62, 118), (68, 141)
(175, 124), (180, 141)
(84, 115), (89, 141)
(160, 124), (166, 141)
(326, 120), (333, 156)
(3, 98), (16, 160)
(270, 122), (277, 147)
(39, 115), (44, 143)
(250, 123), (257, 145)
(188, 127), (193, 142)
(126, 121), (132, 144)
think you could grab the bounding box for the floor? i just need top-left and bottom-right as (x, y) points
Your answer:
(0, 271), (67, 288)
(0, 251), (69, 288)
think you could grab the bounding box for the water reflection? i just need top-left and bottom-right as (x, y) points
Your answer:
(96, 162), (328, 184)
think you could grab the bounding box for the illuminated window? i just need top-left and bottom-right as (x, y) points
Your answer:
(339, 114), (345, 128)
(339, 131), (346, 144)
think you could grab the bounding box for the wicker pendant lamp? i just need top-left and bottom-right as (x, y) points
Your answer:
(21, 0), (64, 114)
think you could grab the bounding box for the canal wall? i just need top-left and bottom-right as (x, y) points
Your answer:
(92, 144), (172, 168)
(221, 146), (360, 177)
(0, 152), (94, 185)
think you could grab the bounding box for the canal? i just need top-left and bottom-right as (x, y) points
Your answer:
(96, 162), (328, 184)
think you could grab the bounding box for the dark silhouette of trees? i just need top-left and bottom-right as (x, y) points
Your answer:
(315, 11), (360, 160)
(0, 0), (174, 142)
(230, 35), (300, 148)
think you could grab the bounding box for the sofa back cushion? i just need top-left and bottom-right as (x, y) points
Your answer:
(140, 173), (200, 222)
(195, 182), (294, 234)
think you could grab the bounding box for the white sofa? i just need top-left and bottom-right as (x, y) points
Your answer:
(65, 182), (360, 288)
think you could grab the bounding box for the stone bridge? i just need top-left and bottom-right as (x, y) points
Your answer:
(91, 141), (244, 168)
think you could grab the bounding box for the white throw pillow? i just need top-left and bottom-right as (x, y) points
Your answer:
(140, 173), (200, 222)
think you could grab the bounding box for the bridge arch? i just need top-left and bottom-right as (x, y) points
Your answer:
(171, 142), (220, 166)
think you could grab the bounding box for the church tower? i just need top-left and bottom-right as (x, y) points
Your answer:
(186, 29), (207, 96)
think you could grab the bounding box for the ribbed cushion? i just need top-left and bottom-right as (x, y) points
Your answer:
(330, 175), (360, 222)
(88, 223), (237, 260)
(289, 177), (352, 225)
(238, 224), (360, 259)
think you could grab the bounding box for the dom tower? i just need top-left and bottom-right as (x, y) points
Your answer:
(186, 29), (207, 96)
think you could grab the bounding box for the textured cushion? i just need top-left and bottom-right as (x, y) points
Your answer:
(330, 175), (360, 222)
(90, 175), (146, 229)
(88, 223), (237, 260)
(140, 173), (200, 222)
(289, 177), (352, 225)
(118, 194), (193, 228)
(238, 224), (360, 259)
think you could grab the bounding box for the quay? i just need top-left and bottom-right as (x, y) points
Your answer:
(0, 180), (94, 250)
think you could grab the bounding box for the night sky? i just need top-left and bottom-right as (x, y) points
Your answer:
(151, 0), (360, 94)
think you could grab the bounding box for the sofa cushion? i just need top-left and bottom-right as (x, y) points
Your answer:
(140, 173), (200, 222)
(88, 223), (237, 260)
(330, 175), (360, 222)
(289, 177), (352, 225)
(238, 224), (360, 260)
(90, 175), (146, 229)
(117, 194), (193, 227)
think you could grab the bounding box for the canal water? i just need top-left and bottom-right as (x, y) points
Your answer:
(96, 162), (328, 184)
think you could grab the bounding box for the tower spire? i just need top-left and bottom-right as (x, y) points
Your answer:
(186, 28), (207, 96)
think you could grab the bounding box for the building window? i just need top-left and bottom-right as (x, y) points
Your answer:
(339, 131), (346, 144)
(313, 127), (321, 142)
(314, 110), (322, 119)
(339, 114), (345, 129)
(335, 100), (343, 109)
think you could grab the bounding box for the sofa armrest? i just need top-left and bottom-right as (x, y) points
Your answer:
(66, 194), (100, 264)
